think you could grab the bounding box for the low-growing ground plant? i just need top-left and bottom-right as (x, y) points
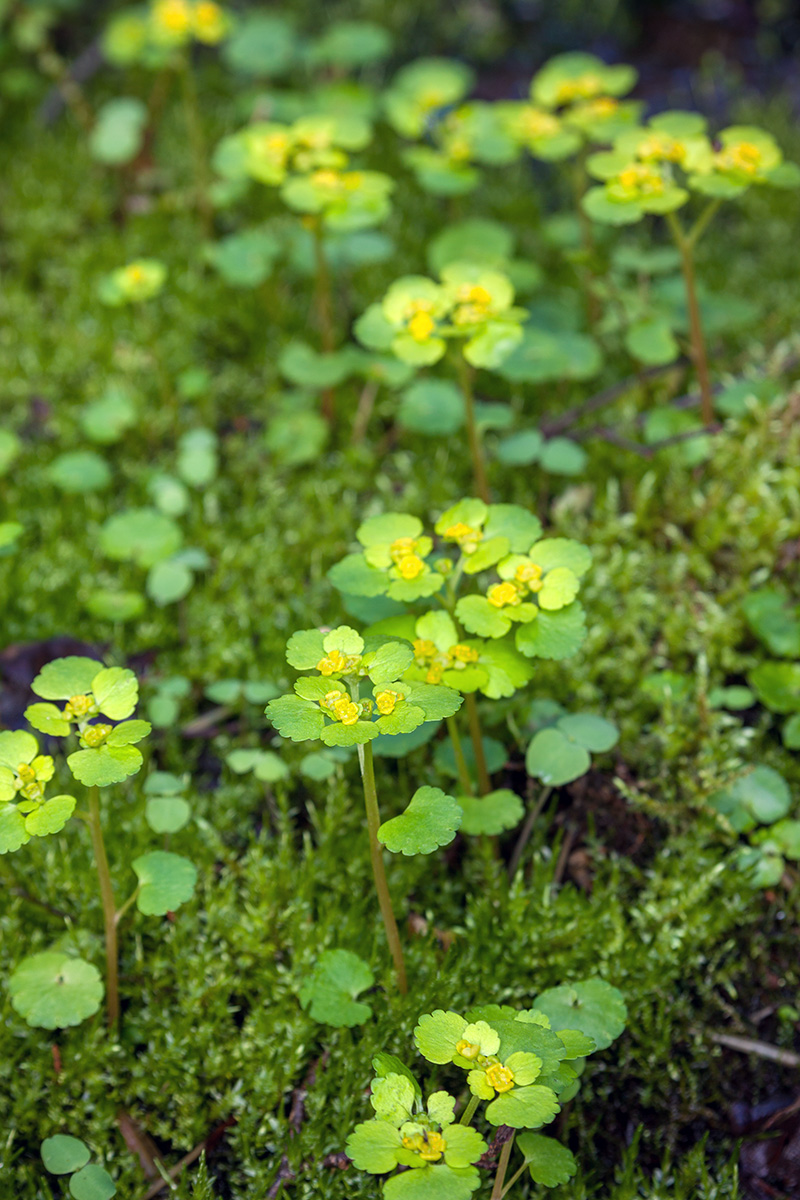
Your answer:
(3, 656), (197, 1029)
(347, 980), (627, 1197)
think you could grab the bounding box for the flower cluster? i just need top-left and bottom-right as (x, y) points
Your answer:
(0, 732), (76, 853)
(414, 1004), (594, 1128)
(347, 1073), (486, 1199)
(25, 656), (150, 786)
(99, 259), (167, 307)
(583, 112), (799, 225)
(354, 264), (526, 367)
(104, 0), (231, 66)
(328, 500), (591, 670)
(266, 625), (462, 748)
(216, 114), (393, 231)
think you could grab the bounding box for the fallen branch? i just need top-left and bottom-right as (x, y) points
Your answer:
(707, 1032), (800, 1068)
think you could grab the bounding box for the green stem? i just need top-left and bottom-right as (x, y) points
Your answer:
(87, 786), (119, 1030)
(312, 223), (336, 423)
(464, 693), (491, 795)
(459, 1094), (481, 1125)
(491, 1133), (515, 1200)
(507, 785), (552, 880)
(114, 887), (140, 927)
(179, 57), (212, 237)
(357, 742), (408, 994)
(666, 211), (714, 426)
(456, 355), (489, 504)
(500, 1160), (528, 1198)
(446, 714), (474, 797)
(572, 152), (600, 330)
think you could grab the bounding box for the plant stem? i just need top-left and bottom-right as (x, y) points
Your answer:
(666, 211), (713, 426)
(464, 693), (491, 795)
(500, 1161), (528, 1197)
(507, 785), (552, 880)
(446, 714), (474, 796)
(312, 223), (336, 423)
(36, 43), (94, 132)
(491, 1133), (515, 1200)
(357, 742), (408, 994)
(456, 355), (489, 503)
(179, 56), (212, 237)
(87, 786), (119, 1030)
(459, 1094), (481, 1125)
(351, 379), (379, 443)
(573, 151), (601, 330)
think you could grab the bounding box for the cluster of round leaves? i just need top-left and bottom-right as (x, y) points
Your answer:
(328, 500), (590, 665)
(346, 981), (627, 1198)
(709, 764), (800, 888)
(742, 586), (800, 749)
(384, 53), (640, 197)
(354, 263), (526, 369)
(265, 625), (463, 748)
(41, 1134), (116, 1200)
(105, 0), (231, 68)
(214, 112), (393, 232)
(99, 259), (167, 306)
(583, 112), (800, 226)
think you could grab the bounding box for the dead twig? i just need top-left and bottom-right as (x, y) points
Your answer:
(707, 1032), (800, 1068)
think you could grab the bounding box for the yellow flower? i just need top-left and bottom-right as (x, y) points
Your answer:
(64, 693), (93, 719)
(484, 1060), (516, 1093)
(413, 638), (438, 662)
(408, 310), (436, 342)
(151, 0), (192, 40)
(444, 522), (482, 552)
(375, 690), (400, 715)
(81, 724), (113, 749)
(487, 581), (521, 608)
(15, 756), (55, 802)
(515, 562), (543, 591)
(556, 72), (604, 104)
(613, 163), (666, 199)
(322, 692), (360, 725)
(317, 649), (357, 676)
(715, 140), (762, 176)
(449, 643), (479, 664)
(426, 662), (444, 684)
(520, 107), (561, 138)
(397, 554), (426, 580)
(192, 0), (228, 44)
(637, 133), (686, 164)
(401, 1131), (446, 1162)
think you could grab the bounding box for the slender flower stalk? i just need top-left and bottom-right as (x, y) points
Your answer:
(456, 355), (490, 504)
(357, 742), (408, 994)
(87, 786), (119, 1029)
(464, 693), (491, 795)
(666, 206), (720, 426)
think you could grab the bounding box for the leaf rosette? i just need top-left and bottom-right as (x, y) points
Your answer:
(347, 1072), (485, 1199)
(25, 657), (150, 787)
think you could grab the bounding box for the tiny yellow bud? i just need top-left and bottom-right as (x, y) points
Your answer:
(426, 662), (444, 684)
(413, 638), (437, 661)
(375, 690), (399, 715)
(456, 1038), (481, 1060)
(65, 694), (93, 719)
(515, 562), (543, 591)
(397, 554), (425, 580)
(82, 723), (112, 748)
(408, 311), (435, 342)
(487, 581), (521, 608)
(485, 1062), (515, 1093)
(450, 643), (479, 664)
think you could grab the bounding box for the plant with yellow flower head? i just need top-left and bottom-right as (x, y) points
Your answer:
(266, 624), (463, 993)
(583, 111), (799, 423)
(328, 500), (590, 801)
(347, 983), (625, 1197)
(2, 656), (197, 1035)
(355, 264), (526, 501)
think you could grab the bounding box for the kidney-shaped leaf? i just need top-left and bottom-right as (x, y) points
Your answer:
(379, 786), (462, 855)
(533, 979), (627, 1050)
(9, 952), (103, 1029)
(298, 948), (374, 1027)
(132, 851), (198, 915)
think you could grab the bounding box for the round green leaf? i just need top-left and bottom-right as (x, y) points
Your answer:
(538, 438), (587, 476)
(750, 662), (800, 714)
(516, 1132), (577, 1187)
(25, 794), (76, 837)
(557, 714), (619, 753)
(0, 805), (29, 853)
(398, 380), (464, 436)
(47, 451), (111, 494)
(534, 980), (627, 1050)
(86, 590), (146, 623)
(384, 1165), (480, 1200)
(709, 765), (791, 832)
(625, 319), (679, 366)
(69, 1164), (116, 1200)
(132, 851), (198, 915)
(298, 948), (374, 1027)
(0, 428), (21, 475)
(495, 430), (544, 466)
(516, 603), (587, 660)
(783, 713), (800, 749)
(99, 508), (182, 568)
(526, 728), (589, 786)
(89, 96), (146, 165)
(33, 657), (102, 700)
(68, 745), (143, 787)
(221, 12), (297, 76)
(145, 796), (191, 834)
(485, 1084), (560, 1129)
(9, 953), (103, 1029)
(41, 1135), (90, 1174)
(79, 385), (137, 445)
(378, 786), (462, 855)
(458, 788), (524, 835)
(146, 559), (193, 606)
